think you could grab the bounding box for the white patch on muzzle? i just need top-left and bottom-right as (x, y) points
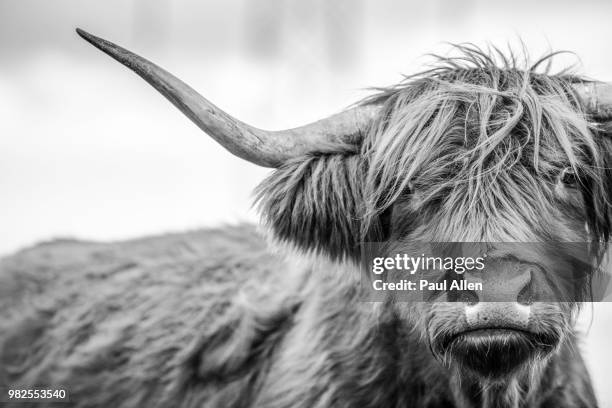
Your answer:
(465, 302), (531, 329)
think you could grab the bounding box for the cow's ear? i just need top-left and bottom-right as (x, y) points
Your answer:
(255, 154), (365, 261)
(598, 125), (612, 237)
(587, 123), (612, 241)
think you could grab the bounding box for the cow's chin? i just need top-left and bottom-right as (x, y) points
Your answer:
(439, 328), (559, 380)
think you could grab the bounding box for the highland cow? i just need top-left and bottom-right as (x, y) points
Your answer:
(1, 29), (611, 408)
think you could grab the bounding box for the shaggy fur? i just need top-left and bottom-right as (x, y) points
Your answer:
(258, 46), (612, 252)
(0, 228), (597, 408)
(2, 46), (610, 407)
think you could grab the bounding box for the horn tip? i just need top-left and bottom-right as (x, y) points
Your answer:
(75, 27), (102, 48)
(75, 27), (92, 40)
(75, 28), (107, 50)
(75, 28), (126, 64)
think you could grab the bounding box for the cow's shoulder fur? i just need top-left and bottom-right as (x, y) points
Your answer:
(0, 226), (457, 408)
(0, 226), (301, 407)
(0, 226), (598, 408)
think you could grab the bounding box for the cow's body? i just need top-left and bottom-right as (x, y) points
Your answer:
(3, 31), (611, 407)
(0, 226), (597, 407)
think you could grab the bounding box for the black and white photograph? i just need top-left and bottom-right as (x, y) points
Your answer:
(1, 1), (612, 407)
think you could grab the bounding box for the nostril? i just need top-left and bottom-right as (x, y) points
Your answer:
(517, 286), (534, 305)
(516, 269), (535, 305)
(456, 289), (479, 305)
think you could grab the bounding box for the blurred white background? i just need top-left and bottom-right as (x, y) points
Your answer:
(1, 0), (612, 403)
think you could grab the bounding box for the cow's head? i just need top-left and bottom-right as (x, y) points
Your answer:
(78, 31), (612, 383)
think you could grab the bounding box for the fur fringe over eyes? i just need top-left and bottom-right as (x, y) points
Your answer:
(256, 45), (612, 260)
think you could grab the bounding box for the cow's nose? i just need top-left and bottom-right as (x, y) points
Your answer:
(477, 261), (536, 304)
(465, 301), (531, 330)
(461, 261), (539, 330)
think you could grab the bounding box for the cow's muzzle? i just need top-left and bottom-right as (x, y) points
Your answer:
(437, 302), (560, 379)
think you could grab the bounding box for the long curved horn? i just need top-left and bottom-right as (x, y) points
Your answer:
(572, 82), (612, 120)
(76, 28), (379, 168)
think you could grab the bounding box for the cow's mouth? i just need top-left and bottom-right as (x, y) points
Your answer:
(440, 328), (558, 378)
